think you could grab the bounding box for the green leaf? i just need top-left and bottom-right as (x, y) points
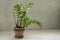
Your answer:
(22, 16), (42, 28)
(25, 2), (33, 9)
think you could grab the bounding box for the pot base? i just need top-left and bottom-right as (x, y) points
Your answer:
(15, 35), (24, 38)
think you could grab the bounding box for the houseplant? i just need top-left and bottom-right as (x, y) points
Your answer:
(12, 2), (42, 38)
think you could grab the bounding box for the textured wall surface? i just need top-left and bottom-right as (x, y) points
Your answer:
(0, 0), (60, 30)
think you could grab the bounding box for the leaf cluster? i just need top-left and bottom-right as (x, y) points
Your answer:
(13, 2), (42, 28)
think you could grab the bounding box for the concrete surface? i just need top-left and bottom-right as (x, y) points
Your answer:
(0, 29), (60, 40)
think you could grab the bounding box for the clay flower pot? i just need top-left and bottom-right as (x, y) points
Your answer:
(14, 27), (25, 38)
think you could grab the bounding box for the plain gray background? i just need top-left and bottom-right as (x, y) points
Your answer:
(0, 0), (60, 31)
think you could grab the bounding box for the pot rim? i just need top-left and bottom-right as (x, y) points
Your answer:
(14, 27), (25, 31)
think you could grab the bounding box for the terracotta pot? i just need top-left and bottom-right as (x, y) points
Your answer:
(14, 27), (25, 38)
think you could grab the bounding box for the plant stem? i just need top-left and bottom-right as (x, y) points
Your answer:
(12, 13), (17, 26)
(20, 21), (21, 27)
(16, 17), (19, 27)
(20, 19), (22, 28)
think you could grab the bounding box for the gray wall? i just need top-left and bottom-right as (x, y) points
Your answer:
(0, 0), (60, 30)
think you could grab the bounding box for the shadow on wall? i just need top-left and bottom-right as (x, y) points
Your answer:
(57, 0), (60, 28)
(58, 8), (60, 28)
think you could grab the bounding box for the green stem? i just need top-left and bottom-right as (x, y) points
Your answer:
(12, 13), (16, 26)
(20, 19), (22, 28)
(16, 17), (18, 27)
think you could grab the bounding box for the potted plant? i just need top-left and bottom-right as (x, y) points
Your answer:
(12, 2), (42, 38)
